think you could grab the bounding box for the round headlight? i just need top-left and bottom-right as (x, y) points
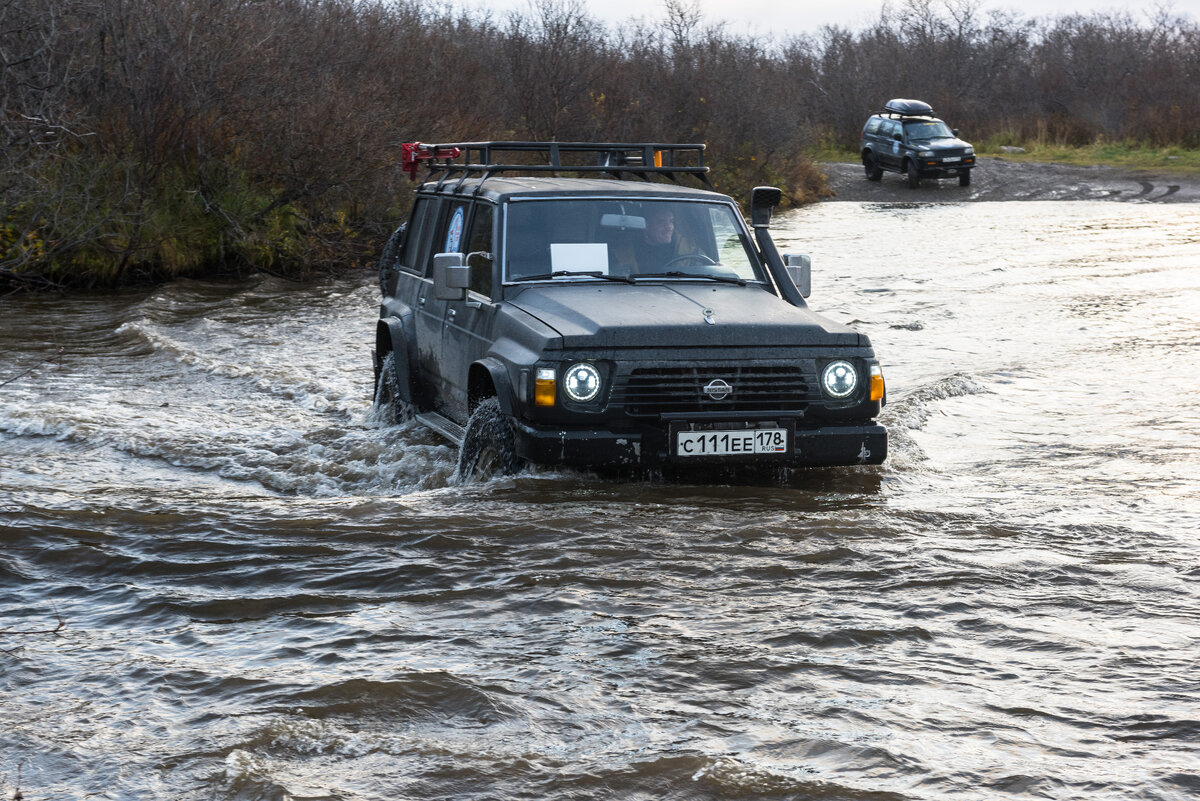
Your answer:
(821, 360), (858, 399)
(563, 362), (602, 402)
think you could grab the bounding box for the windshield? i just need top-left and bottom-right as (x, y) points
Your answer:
(904, 120), (955, 141)
(504, 198), (762, 283)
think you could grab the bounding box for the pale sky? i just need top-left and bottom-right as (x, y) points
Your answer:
(474, 0), (1199, 36)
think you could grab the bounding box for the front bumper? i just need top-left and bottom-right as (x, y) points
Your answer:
(918, 159), (975, 178)
(511, 419), (887, 468)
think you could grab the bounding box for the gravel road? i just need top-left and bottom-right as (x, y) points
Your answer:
(820, 156), (1200, 203)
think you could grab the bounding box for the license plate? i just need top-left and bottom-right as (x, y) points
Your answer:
(676, 428), (789, 457)
(943, 156), (961, 163)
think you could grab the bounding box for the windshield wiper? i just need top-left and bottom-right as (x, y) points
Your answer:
(634, 271), (747, 286)
(515, 270), (635, 284)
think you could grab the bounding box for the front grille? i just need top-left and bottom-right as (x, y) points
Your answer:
(612, 365), (808, 416)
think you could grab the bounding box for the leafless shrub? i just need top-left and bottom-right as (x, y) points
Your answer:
(2, 0), (1196, 288)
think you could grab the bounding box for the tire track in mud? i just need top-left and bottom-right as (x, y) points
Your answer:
(1133, 181), (1181, 201)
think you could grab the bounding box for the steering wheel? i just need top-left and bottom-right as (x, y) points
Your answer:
(662, 253), (718, 269)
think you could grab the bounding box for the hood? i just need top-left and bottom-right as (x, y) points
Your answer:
(923, 138), (971, 152)
(507, 282), (863, 350)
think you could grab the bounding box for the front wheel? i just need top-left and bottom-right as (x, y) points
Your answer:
(457, 398), (523, 482)
(959, 170), (972, 187)
(906, 160), (921, 189)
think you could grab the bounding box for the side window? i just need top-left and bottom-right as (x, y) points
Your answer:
(442, 201), (470, 254)
(865, 118), (882, 136)
(465, 204), (495, 298)
(424, 199), (471, 277)
(708, 207), (755, 279)
(399, 197), (436, 274)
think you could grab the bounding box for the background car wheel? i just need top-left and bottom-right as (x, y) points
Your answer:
(458, 398), (523, 482)
(374, 351), (414, 424)
(906, 160), (921, 188)
(959, 171), (972, 187)
(863, 154), (883, 181)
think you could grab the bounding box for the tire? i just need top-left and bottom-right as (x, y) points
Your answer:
(959, 170), (971, 187)
(377, 223), (406, 294)
(374, 350), (414, 424)
(863, 153), (883, 181)
(457, 398), (523, 482)
(906, 160), (920, 189)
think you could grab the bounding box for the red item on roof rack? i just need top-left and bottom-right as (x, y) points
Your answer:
(401, 142), (463, 181)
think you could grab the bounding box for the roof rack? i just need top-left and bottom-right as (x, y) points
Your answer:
(401, 141), (712, 189)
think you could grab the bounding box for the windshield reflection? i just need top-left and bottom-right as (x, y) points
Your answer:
(905, 120), (954, 140)
(504, 199), (761, 282)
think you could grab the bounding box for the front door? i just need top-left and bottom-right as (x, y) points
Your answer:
(439, 203), (498, 424)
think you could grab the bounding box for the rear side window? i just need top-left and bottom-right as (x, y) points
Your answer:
(399, 197), (437, 274)
(865, 118), (882, 135)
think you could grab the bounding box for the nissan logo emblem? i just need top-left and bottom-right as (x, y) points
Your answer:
(703, 379), (733, 400)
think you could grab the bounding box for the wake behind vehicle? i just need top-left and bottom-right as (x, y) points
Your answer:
(373, 141), (887, 480)
(861, 99), (976, 187)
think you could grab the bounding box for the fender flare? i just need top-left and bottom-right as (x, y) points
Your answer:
(375, 314), (418, 404)
(469, 357), (518, 418)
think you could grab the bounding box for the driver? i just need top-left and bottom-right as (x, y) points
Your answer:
(628, 205), (696, 272)
(639, 206), (676, 266)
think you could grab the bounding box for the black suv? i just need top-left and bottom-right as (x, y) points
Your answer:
(861, 99), (975, 187)
(373, 141), (886, 479)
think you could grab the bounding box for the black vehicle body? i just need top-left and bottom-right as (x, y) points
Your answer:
(861, 99), (975, 187)
(373, 142), (886, 478)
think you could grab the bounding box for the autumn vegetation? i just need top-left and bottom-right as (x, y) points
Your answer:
(2, 0), (1197, 289)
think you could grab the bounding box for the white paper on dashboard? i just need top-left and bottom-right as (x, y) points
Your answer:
(550, 243), (609, 274)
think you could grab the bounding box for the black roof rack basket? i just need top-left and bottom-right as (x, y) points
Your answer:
(401, 141), (712, 189)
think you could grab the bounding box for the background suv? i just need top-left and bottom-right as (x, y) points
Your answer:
(861, 99), (975, 188)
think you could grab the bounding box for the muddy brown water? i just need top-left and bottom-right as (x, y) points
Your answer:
(2, 200), (1199, 800)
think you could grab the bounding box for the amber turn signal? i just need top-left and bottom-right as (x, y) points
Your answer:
(535, 367), (556, 407)
(870, 364), (885, 402)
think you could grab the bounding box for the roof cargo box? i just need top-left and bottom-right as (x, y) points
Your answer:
(883, 98), (934, 117)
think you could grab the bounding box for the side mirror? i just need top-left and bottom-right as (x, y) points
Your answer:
(433, 251), (470, 300)
(749, 186), (782, 228)
(953, 128), (960, 137)
(892, 132), (903, 142)
(784, 253), (811, 298)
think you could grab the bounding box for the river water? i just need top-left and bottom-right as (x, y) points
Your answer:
(2, 201), (1199, 800)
